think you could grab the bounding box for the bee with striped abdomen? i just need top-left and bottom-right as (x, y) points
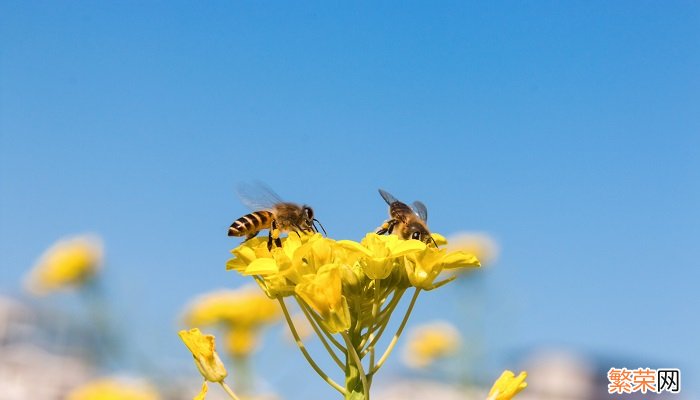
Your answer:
(376, 188), (437, 247)
(228, 183), (326, 250)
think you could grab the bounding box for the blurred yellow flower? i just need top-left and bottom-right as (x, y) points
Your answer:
(402, 321), (461, 368)
(67, 377), (160, 400)
(487, 370), (527, 400)
(182, 286), (281, 358)
(183, 286), (280, 327)
(24, 235), (103, 295)
(224, 327), (258, 357)
(179, 328), (228, 383)
(447, 232), (499, 266)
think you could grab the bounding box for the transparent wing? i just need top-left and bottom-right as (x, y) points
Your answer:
(378, 188), (399, 205)
(236, 182), (284, 211)
(411, 201), (428, 222)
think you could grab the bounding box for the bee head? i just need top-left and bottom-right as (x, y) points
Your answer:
(406, 222), (437, 247)
(302, 206), (314, 221)
(302, 206), (327, 236)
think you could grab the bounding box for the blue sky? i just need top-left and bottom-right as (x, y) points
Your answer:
(1, 1), (699, 398)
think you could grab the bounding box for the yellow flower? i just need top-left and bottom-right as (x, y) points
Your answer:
(295, 264), (351, 333)
(225, 230), (486, 396)
(338, 233), (426, 279)
(24, 235), (103, 295)
(404, 247), (479, 289)
(67, 377), (160, 400)
(487, 370), (527, 400)
(179, 328), (228, 383)
(183, 286), (280, 328)
(402, 321), (461, 368)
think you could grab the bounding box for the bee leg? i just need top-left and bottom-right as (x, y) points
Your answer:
(387, 220), (397, 234)
(268, 219), (282, 251)
(376, 220), (396, 235)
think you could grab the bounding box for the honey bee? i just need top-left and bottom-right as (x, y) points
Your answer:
(228, 183), (326, 250)
(376, 189), (437, 247)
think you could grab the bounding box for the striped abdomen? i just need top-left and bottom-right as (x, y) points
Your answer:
(228, 211), (273, 237)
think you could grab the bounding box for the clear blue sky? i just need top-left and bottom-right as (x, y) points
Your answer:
(1, 1), (698, 398)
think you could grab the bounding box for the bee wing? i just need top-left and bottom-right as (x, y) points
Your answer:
(378, 189), (399, 205)
(236, 182), (284, 211)
(411, 201), (428, 222)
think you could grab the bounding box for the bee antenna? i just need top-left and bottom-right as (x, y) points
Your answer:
(430, 236), (439, 248)
(313, 219), (327, 236)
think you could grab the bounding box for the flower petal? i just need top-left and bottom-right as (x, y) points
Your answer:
(243, 258), (279, 276)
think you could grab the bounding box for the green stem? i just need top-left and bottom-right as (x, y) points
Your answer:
(343, 332), (369, 400)
(297, 297), (346, 370)
(360, 289), (405, 357)
(369, 288), (421, 376)
(278, 298), (347, 395)
(297, 297), (346, 352)
(220, 381), (242, 400)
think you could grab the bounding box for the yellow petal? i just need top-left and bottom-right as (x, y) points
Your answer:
(178, 328), (228, 383)
(441, 251), (481, 269)
(390, 239), (427, 256)
(430, 233), (448, 246)
(488, 370), (528, 400)
(232, 245), (258, 264)
(295, 264), (350, 333)
(194, 381), (208, 400)
(336, 240), (373, 257)
(244, 258), (279, 276)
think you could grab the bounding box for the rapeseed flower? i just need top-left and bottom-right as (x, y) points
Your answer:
(179, 328), (228, 398)
(487, 370), (528, 400)
(182, 287), (281, 358)
(183, 286), (280, 327)
(402, 321), (461, 368)
(24, 235), (103, 295)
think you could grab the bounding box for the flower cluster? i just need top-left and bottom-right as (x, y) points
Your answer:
(227, 233), (479, 334)
(225, 232), (479, 399)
